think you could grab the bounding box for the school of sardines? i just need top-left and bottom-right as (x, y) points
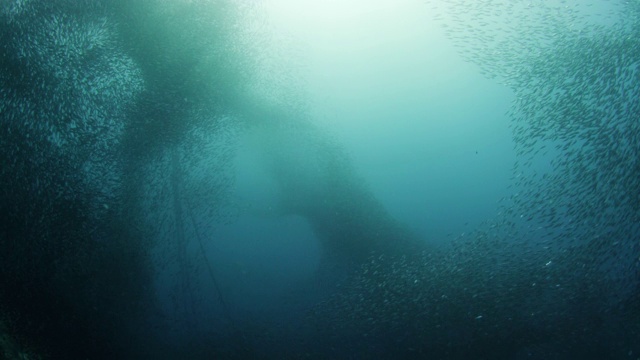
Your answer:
(309, 0), (640, 357)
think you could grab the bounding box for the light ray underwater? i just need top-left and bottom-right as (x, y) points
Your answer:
(0, 1), (638, 359)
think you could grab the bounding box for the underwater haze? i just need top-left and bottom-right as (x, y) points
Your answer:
(0, 0), (638, 359)
(265, 0), (516, 240)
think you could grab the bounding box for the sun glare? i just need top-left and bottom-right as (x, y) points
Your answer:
(262, 0), (421, 38)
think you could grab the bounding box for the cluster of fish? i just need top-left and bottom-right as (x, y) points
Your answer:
(1, 0), (639, 358)
(1, 0), (316, 357)
(0, 1), (141, 223)
(0, 1), (253, 358)
(305, 0), (639, 358)
(0, 2), (151, 358)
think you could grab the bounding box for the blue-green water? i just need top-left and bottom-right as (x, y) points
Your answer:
(0, 1), (638, 359)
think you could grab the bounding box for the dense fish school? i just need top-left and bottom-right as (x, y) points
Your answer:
(309, 0), (640, 358)
(0, 0), (638, 359)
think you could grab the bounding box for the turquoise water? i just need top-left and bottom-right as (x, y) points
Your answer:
(0, 1), (638, 358)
